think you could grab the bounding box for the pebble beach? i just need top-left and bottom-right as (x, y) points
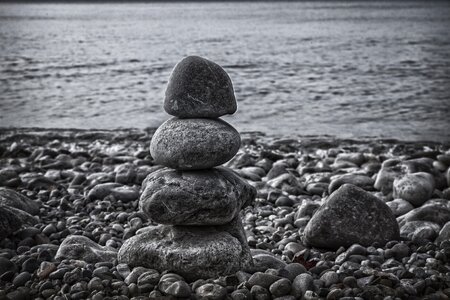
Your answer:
(1, 127), (449, 300)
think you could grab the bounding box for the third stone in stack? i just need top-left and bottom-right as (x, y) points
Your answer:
(118, 56), (256, 281)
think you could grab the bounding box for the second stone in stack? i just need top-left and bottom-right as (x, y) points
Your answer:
(118, 56), (256, 281)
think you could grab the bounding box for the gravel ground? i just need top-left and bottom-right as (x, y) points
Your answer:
(0, 127), (449, 300)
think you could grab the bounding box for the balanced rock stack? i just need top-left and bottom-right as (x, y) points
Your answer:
(118, 56), (256, 281)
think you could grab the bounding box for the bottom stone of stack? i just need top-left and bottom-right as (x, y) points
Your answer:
(117, 217), (253, 281)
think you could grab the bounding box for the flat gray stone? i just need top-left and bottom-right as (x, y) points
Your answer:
(0, 187), (40, 215)
(164, 56), (237, 118)
(55, 235), (117, 263)
(118, 218), (253, 281)
(150, 117), (240, 170)
(303, 184), (400, 249)
(140, 167), (256, 225)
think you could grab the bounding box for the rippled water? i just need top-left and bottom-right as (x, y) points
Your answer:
(1, 2), (449, 141)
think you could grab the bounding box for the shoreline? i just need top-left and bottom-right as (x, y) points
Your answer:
(1, 127), (448, 147)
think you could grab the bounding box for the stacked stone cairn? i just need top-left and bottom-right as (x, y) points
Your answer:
(118, 56), (256, 281)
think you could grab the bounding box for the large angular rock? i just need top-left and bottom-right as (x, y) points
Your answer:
(55, 235), (117, 263)
(0, 205), (37, 240)
(393, 172), (435, 207)
(164, 56), (237, 118)
(140, 167), (256, 225)
(303, 184), (400, 249)
(150, 118), (240, 170)
(118, 218), (253, 281)
(0, 187), (40, 215)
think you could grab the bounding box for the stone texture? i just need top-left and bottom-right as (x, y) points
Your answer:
(140, 167), (256, 225)
(150, 117), (240, 170)
(393, 172), (435, 207)
(0, 205), (37, 240)
(303, 184), (400, 249)
(118, 218), (252, 281)
(164, 56), (237, 118)
(55, 235), (117, 263)
(0, 187), (40, 215)
(328, 174), (375, 194)
(397, 199), (450, 227)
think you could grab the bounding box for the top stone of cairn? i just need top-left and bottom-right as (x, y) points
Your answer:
(164, 56), (237, 118)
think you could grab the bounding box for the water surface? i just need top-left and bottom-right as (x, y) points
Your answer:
(1, 2), (449, 141)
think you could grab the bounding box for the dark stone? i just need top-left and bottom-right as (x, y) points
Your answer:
(13, 271), (31, 287)
(247, 272), (281, 289)
(140, 167), (256, 225)
(118, 218), (253, 281)
(164, 56), (237, 118)
(55, 235), (117, 263)
(150, 117), (240, 170)
(303, 184), (400, 249)
(328, 174), (375, 194)
(195, 283), (227, 300)
(0, 205), (37, 240)
(0, 188), (40, 215)
(0, 257), (16, 276)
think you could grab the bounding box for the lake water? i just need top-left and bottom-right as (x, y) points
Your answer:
(1, 2), (449, 142)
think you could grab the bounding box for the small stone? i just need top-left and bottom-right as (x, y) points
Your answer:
(393, 172), (435, 207)
(400, 221), (441, 241)
(292, 273), (314, 298)
(386, 199), (414, 217)
(195, 283), (227, 300)
(283, 263), (307, 281)
(335, 153), (366, 166)
(250, 285), (270, 300)
(328, 174), (374, 194)
(140, 167), (255, 225)
(21, 257), (39, 273)
(55, 235), (117, 263)
(231, 289), (251, 300)
(150, 117), (240, 170)
(0, 257), (16, 276)
(13, 271), (31, 287)
(158, 273), (190, 297)
(247, 272), (281, 289)
(269, 278), (292, 297)
(303, 184), (399, 249)
(124, 267), (148, 285)
(320, 271), (339, 287)
(248, 251), (287, 272)
(164, 55), (237, 118)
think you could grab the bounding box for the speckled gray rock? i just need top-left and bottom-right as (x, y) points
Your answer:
(0, 187), (40, 215)
(150, 117), (240, 170)
(393, 172), (435, 207)
(164, 56), (237, 118)
(0, 205), (37, 239)
(55, 235), (117, 263)
(118, 218), (253, 281)
(386, 198), (414, 216)
(400, 221), (441, 241)
(328, 174), (375, 193)
(303, 184), (400, 249)
(397, 199), (450, 227)
(436, 221), (450, 244)
(140, 167), (256, 225)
